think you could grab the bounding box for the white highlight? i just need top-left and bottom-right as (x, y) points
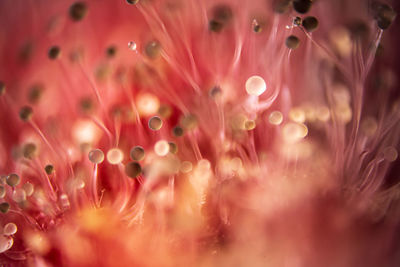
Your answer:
(245, 75), (267, 96)
(107, 148), (124, 165)
(154, 140), (169, 156)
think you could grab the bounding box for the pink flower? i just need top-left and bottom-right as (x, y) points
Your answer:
(0, 0), (399, 266)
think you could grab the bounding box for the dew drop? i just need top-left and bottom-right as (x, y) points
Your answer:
(128, 41), (137, 51)
(252, 19), (262, 33)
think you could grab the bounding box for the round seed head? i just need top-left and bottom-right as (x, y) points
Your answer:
(274, 0), (292, 14)
(19, 106), (33, 121)
(106, 46), (117, 58)
(107, 148), (124, 165)
(130, 146), (145, 161)
(136, 93), (160, 116)
(212, 5), (233, 22)
(373, 3), (396, 30)
(269, 111), (283, 125)
(158, 105), (172, 119)
(348, 20), (369, 41)
(383, 146), (398, 162)
(209, 86), (222, 99)
(285, 35), (300, 49)
(209, 20), (223, 32)
(0, 186), (5, 198)
(0, 203), (10, 214)
(172, 126), (184, 137)
(181, 114), (198, 131)
(23, 143), (37, 159)
(48, 46), (61, 60)
(3, 223), (17, 236)
(6, 174), (20, 187)
(148, 116), (163, 131)
(0, 235), (13, 253)
(23, 182), (34, 197)
(12, 189), (26, 203)
(125, 162), (142, 178)
(0, 81), (5, 95)
(69, 2), (88, 21)
(28, 84), (44, 104)
(302, 16), (319, 32)
(293, 0), (313, 14)
(95, 64), (110, 81)
(246, 75), (267, 96)
(19, 41), (34, 63)
(88, 149), (104, 164)
(283, 122), (308, 143)
(80, 97), (95, 113)
(168, 142), (178, 154)
(145, 41), (161, 59)
(180, 161), (193, 173)
(154, 140), (169, 156)
(45, 164), (55, 175)
(244, 120), (256, 130)
(289, 107), (306, 123)
(208, 3), (233, 32)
